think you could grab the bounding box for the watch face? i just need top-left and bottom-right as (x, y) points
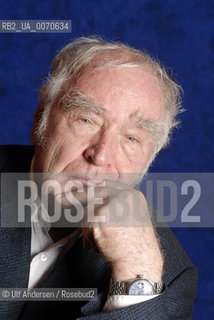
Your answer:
(128, 280), (154, 295)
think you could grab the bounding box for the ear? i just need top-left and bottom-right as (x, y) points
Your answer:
(31, 103), (44, 145)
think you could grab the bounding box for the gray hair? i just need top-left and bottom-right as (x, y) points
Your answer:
(35, 36), (183, 156)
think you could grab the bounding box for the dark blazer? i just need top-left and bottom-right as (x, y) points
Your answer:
(0, 145), (198, 320)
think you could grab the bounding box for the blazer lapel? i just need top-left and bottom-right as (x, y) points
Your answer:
(44, 237), (110, 318)
(19, 237), (111, 320)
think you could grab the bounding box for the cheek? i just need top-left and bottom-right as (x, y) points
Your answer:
(45, 137), (88, 172)
(140, 143), (156, 168)
(43, 115), (92, 170)
(124, 141), (155, 172)
(40, 130), (88, 172)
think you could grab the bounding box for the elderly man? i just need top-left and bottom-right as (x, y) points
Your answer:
(0, 36), (197, 319)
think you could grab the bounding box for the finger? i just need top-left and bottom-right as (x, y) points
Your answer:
(70, 180), (130, 202)
(102, 179), (130, 190)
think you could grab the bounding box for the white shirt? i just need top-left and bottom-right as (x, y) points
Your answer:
(28, 206), (81, 288)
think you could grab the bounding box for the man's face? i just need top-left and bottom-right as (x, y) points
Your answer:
(32, 66), (165, 186)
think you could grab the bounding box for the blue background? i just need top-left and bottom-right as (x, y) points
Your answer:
(0, 1), (213, 318)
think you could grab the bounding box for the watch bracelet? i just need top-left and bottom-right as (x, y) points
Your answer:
(110, 279), (126, 295)
(109, 276), (163, 295)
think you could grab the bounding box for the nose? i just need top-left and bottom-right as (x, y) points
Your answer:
(83, 131), (117, 167)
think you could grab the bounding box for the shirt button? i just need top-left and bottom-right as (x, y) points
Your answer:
(40, 253), (47, 262)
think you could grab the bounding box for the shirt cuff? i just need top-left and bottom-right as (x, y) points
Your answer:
(103, 294), (160, 312)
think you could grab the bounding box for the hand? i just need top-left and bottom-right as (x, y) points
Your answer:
(77, 180), (163, 283)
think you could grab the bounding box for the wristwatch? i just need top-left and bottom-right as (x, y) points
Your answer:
(109, 274), (163, 295)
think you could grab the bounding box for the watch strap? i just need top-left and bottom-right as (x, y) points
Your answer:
(110, 278), (127, 295)
(109, 274), (163, 295)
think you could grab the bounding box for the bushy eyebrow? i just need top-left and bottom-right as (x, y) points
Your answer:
(60, 87), (105, 114)
(60, 88), (166, 139)
(130, 111), (167, 139)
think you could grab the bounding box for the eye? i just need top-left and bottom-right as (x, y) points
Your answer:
(127, 136), (138, 143)
(80, 118), (91, 124)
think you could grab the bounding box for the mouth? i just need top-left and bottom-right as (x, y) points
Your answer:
(71, 176), (104, 186)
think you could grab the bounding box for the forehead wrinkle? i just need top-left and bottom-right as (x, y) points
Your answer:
(61, 87), (105, 114)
